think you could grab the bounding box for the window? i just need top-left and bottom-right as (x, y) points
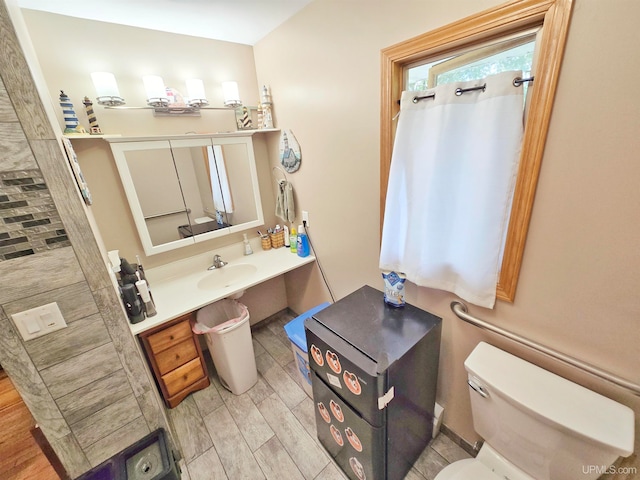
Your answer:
(380, 0), (573, 302)
(407, 33), (537, 107)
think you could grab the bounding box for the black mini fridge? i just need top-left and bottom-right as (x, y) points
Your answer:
(305, 285), (442, 480)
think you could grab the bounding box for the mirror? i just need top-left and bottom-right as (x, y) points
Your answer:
(109, 135), (264, 255)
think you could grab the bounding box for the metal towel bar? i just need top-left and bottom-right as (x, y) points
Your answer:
(143, 208), (190, 220)
(450, 301), (640, 396)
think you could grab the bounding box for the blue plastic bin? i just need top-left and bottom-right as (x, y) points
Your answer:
(284, 302), (330, 396)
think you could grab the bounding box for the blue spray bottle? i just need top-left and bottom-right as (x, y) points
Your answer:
(296, 224), (310, 257)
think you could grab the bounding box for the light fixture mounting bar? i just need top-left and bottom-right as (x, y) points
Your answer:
(152, 107), (201, 117)
(96, 95), (125, 106)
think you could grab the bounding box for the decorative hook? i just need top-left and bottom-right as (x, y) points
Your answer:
(272, 166), (288, 183)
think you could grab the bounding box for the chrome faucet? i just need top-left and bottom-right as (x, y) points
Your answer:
(208, 254), (227, 270)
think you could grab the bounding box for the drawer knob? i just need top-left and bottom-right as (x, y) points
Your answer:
(175, 354), (180, 360)
(183, 375), (188, 381)
(169, 335), (174, 340)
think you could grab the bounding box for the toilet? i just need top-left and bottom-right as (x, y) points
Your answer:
(435, 342), (635, 480)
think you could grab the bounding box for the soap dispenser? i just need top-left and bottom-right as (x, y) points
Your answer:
(243, 233), (253, 255)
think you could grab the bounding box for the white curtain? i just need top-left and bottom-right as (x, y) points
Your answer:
(379, 71), (524, 308)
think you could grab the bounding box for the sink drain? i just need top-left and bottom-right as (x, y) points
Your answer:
(126, 442), (163, 479)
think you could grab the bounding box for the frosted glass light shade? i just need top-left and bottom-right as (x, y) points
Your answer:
(143, 75), (167, 101)
(91, 72), (124, 105)
(222, 81), (241, 107)
(186, 78), (208, 106)
(91, 72), (120, 96)
(186, 78), (205, 99)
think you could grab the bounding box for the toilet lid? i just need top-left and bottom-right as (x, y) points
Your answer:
(435, 459), (498, 480)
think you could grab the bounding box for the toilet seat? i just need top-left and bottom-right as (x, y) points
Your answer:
(434, 458), (498, 480)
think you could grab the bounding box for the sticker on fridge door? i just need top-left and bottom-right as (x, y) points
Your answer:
(325, 350), (342, 374)
(317, 402), (331, 423)
(330, 424), (344, 446)
(349, 457), (366, 480)
(326, 372), (342, 389)
(345, 427), (363, 452)
(310, 344), (324, 366)
(343, 370), (362, 395)
(329, 399), (344, 422)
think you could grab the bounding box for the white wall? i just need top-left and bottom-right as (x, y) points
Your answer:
(20, 10), (288, 323)
(254, 0), (640, 462)
(21, 10), (259, 136)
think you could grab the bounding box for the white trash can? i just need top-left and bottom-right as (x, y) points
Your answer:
(193, 299), (257, 395)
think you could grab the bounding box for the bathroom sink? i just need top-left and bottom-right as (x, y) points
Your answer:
(197, 263), (257, 290)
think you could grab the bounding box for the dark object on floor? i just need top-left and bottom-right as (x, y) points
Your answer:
(76, 428), (180, 480)
(306, 285), (442, 480)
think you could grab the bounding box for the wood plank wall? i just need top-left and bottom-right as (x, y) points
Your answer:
(0, 2), (173, 478)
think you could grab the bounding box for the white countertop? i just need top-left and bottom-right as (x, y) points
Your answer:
(130, 241), (315, 335)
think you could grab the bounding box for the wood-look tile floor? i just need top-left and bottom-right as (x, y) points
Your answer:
(171, 310), (472, 480)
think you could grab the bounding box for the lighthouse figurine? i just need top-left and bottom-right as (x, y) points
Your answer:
(82, 96), (102, 135)
(259, 85), (274, 129)
(59, 91), (86, 134)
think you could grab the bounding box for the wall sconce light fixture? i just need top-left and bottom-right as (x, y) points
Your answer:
(91, 72), (125, 106)
(222, 81), (241, 108)
(142, 75), (169, 108)
(185, 78), (209, 108)
(90, 72), (241, 116)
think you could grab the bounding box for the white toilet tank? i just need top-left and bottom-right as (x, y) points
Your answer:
(465, 342), (634, 480)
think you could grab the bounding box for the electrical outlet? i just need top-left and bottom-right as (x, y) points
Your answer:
(302, 210), (309, 226)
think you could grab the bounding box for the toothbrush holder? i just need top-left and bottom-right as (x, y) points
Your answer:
(261, 235), (272, 250)
(270, 230), (285, 248)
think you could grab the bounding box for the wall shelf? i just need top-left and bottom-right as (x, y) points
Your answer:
(63, 133), (122, 140)
(102, 128), (280, 144)
(64, 129), (279, 143)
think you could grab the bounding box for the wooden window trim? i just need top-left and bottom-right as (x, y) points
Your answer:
(380, 0), (573, 303)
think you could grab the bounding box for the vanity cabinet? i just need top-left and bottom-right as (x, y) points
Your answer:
(139, 312), (210, 408)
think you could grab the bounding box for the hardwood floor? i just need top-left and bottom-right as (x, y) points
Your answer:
(0, 369), (60, 480)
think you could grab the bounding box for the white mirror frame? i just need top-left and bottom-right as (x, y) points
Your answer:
(110, 135), (264, 255)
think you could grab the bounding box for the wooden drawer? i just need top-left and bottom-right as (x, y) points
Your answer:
(162, 357), (205, 398)
(147, 318), (193, 354)
(155, 338), (198, 376)
(139, 312), (209, 408)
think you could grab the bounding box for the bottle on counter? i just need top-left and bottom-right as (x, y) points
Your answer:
(296, 224), (310, 257)
(283, 225), (290, 248)
(135, 279), (157, 317)
(243, 233), (253, 255)
(290, 227), (297, 253)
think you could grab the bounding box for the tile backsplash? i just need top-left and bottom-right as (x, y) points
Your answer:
(0, 169), (70, 260)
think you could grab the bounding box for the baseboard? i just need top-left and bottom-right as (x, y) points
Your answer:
(250, 307), (295, 330)
(440, 423), (479, 458)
